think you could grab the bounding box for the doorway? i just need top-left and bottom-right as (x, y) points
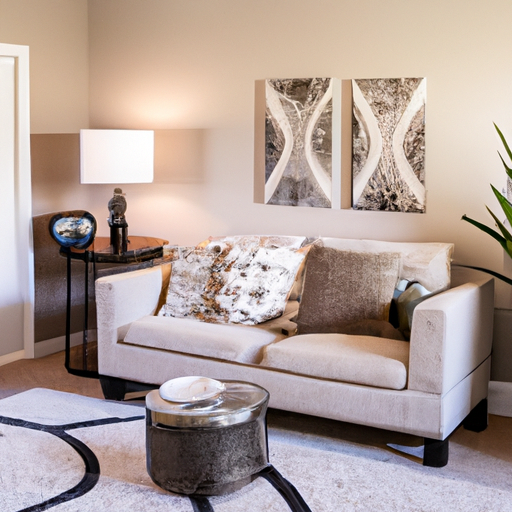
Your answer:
(0, 43), (34, 364)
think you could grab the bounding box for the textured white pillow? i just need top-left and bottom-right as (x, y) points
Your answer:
(159, 241), (309, 324)
(198, 234), (307, 250)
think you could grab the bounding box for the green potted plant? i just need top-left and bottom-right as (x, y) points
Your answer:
(462, 124), (512, 285)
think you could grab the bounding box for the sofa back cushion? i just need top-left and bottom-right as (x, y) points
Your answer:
(296, 246), (401, 334)
(320, 238), (454, 293)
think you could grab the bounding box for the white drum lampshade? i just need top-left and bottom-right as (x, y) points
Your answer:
(80, 129), (154, 184)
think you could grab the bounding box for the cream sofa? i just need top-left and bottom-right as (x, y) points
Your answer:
(95, 237), (494, 467)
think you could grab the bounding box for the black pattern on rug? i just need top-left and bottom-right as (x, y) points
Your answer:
(0, 414), (144, 512)
(189, 495), (215, 512)
(259, 466), (311, 512)
(1, 414), (311, 512)
(189, 467), (311, 512)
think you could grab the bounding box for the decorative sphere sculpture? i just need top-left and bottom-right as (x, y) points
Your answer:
(49, 211), (97, 250)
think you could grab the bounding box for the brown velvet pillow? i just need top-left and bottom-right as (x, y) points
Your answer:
(296, 246), (401, 334)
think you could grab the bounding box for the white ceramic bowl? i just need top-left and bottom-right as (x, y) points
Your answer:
(159, 376), (225, 403)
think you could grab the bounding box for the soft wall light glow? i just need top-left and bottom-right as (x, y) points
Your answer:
(80, 129), (154, 184)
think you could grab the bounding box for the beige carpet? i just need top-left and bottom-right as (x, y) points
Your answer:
(1, 388), (511, 512)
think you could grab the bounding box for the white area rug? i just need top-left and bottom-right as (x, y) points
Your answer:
(0, 389), (511, 512)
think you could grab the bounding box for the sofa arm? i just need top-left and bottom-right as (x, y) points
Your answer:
(407, 275), (494, 395)
(96, 265), (165, 335)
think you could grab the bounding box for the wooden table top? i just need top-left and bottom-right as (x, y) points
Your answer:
(69, 236), (169, 264)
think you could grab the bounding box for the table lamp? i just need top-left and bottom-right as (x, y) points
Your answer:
(80, 129), (154, 254)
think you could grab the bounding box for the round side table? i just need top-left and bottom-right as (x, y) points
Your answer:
(146, 377), (269, 496)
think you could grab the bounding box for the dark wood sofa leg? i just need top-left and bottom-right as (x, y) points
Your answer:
(100, 375), (159, 401)
(100, 375), (128, 401)
(423, 438), (449, 467)
(422, 398), (488, 467)
(463, 398), (488, 433)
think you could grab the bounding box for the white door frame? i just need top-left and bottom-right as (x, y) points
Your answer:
(0, 43), (34, 364)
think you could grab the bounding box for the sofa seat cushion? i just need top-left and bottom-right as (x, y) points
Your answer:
(123, 315), (285, 364)
(261, 333), (410, 390)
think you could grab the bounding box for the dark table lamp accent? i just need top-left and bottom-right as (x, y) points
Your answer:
(108, 187), (128, 254)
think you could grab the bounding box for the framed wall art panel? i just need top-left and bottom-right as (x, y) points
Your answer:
(352, 77), (426, 213)
(264, 78), (341, 208)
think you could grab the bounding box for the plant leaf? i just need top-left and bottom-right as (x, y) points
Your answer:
(486, 206), (512, 242)
(495, 123), (512, 162)
(460, 125), (512, 285)
(491, 184), (512, 228)
(461, 214), (509, 252)
(454, 263), (512, 286)
(497, 152), (512, 181)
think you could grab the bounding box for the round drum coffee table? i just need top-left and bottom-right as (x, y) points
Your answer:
(145, 376), (269, 496)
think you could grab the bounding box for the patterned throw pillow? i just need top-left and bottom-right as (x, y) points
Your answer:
(197, 234), (307, 251)
(296, 246), (401, 334)
(158, 239), (309, 325)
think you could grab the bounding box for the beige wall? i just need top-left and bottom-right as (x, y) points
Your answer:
(86, 0), (512, 307)
(3, 0), (512, 312)
(0, 0), (89, 133)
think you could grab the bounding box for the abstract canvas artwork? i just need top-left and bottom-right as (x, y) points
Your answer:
(265, 78), (340, 208)
(352, 78), (426, 213)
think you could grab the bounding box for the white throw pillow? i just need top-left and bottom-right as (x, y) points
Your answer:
(159, 241), (309, 325)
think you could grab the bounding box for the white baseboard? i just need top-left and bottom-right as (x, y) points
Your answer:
(34, 332), (85, 359)
(488, 381), (512, 417)
(0, 350), (26, 367)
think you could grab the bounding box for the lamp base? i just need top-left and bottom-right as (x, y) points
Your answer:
(110, 222), (128, 255)
(108, 188), (129, 255)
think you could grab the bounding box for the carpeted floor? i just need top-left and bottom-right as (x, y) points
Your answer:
(0, 387), (512, 511)
(1, 354), (512, 511)
(0, 351), (104, 401)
